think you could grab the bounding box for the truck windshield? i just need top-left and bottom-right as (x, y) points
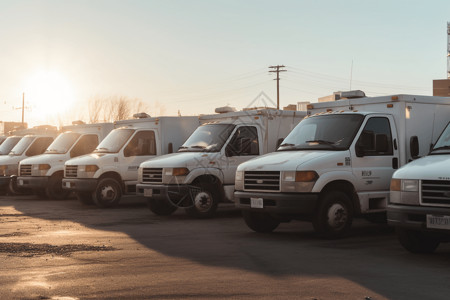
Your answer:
(45, 132), (81, 154)
(94, 128), (134, 153)
(0, 136), (21, 155)
(9, 136), (35, 156)
(178, 124), (235, 152)
(430, 123), (450, 154)
(278, 114), (364, 151)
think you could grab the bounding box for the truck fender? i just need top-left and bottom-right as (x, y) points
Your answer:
(312, 170), (358, 194)
(184, 168), (224, 185)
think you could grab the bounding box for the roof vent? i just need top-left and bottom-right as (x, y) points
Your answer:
(133, 112), (151, 119)
(215, 106), (237, 114)
(334, 90), (366, 100)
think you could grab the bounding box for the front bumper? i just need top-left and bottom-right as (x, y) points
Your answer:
(388, 204), (450, 236)
(62, 178), (98, 192)
(17, 176), (49, 189)
(136, 183), (193, 205)
(234, 191), (319, 214)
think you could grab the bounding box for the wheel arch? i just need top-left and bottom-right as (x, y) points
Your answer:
(319, 180), (361, 215)
(98, 172), (124, 192)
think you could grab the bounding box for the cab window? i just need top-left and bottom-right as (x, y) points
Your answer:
(123, 131), (156, 157)
(70, 135), (99, 158)
(356, 117), (393, 156)
(226, 126), (259, 156)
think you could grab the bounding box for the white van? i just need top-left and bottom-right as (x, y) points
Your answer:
(62, 114), (199, 208)
(17, 122), (113, 199)
(0, 136), (22, 155)
(235, 92), (450, 238)
(388, 121), (450, 253)
(0, 129), (58, 194)
(137, 107), (306, 218)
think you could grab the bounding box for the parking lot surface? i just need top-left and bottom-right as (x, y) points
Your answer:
(1, 195), (450, 300)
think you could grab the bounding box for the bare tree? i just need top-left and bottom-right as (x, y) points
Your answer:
(88, 95), (152, 122)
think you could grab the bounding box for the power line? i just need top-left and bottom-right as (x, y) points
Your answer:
(269, 65), (286, 109)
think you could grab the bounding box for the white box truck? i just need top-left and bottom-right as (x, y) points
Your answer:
(388, 122), (450, 253)
(0, 126), (58, 194)
(62, 114), (199, 208)
(136, 107), (306, 218)
(0, 136), (23, 155)
(235, 92), (450, 238)
(17, 122), (114, 199)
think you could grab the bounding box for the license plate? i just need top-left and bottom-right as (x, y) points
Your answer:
(18, 180), (23, 186)
(65, 182), (71, 188)
(144, 189), (153, 197)
(250, 197), (263, 208)
(427, 214), (450, 230)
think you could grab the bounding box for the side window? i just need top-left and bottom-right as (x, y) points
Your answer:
(226, 126), (259, 156)
(26, 137), (53, 156)
(123, 131), (156, 157)
(70, 135), (99, 158)
(356, 117), (393, 156)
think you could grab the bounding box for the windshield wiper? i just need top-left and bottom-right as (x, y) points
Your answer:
(190, 145), (206, 149)
(305, 140), (338, 148)
(279, 143), (296, 147)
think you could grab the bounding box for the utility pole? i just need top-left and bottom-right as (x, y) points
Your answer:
(22, 93), (25, 125)
(269, 65), (286, 109)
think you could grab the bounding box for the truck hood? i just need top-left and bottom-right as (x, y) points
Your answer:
(0, 155), (22, 165)
(237, 150), (339, 172)
(65, 153), (118, 166)
(394, 155), (450, 180)
(20, 153), (67, 165)
(140, 152), (222, 169)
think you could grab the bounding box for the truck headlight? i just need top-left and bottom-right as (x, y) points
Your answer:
(0, 165), (8, 176)
(78, 165), (99, 178)
(281, 171), (319, 192)
(390, 178), (419, 205)
(33, 164), (51, 176)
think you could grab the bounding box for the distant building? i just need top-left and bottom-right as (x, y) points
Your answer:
(297, 101), (310, 111)
(433, 79), (450, 97)
(0, 122), (27, 135)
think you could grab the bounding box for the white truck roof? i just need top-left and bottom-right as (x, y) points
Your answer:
(199, 107), (306, 124)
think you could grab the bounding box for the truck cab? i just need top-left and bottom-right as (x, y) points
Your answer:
(137, 107), (305, 218)
(235, 92), (450, 238)
(17, 122), (113, 199)
(388, 122), (450, 253)
(62, 114), (199, 208)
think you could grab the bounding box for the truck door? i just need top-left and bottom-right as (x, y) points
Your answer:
(351, 115), (399, 208)
(221, 125), (260, 185)
(121, 130), (158, 183)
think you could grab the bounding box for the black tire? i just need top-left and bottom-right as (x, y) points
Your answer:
(396, 228), (440, 254)
(92, 178), (122, 208)
(76, 192), (94, 205)
(313, 191), (353, 239)
(148, 198), (177, 216)
(242, 211), (280, 233)
(184, 182), (219, 219)
(45, 174), (70, 200)
(7, 177), (21, 195)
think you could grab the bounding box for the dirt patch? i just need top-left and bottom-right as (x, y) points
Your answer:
(0, 232), (29, 237)
(0, 242), (115, 257)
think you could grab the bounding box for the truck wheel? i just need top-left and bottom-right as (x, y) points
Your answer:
(184, 182), (219, 219)
(76, 192), (94, 205)
(46, 174), (70, 200)
(92, 178), (122, 208)
(148, 198), (177, 216)
(396, 228), (440, 254)
(313, 191), (353, 239)
(242, 211), (280, 233)
(7, 177), (21, 195)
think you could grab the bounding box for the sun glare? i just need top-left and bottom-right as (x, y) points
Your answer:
(23, 70), (76, 120)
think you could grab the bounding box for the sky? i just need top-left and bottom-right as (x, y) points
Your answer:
(0, 0), (449, 127)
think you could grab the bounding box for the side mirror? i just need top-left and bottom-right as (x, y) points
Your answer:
(410, 136), (420, 159)
(168, 143), (173, 154)
(276, 138), (284, 148)
(375, 134), (388, 153)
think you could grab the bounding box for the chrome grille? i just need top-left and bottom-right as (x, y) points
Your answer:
(65, 165), (78, 178)
(421, 180), (450, 207)
(244, 171), (280, 191)
(20, 164), (32, 176)
(142, 168), (163, 183)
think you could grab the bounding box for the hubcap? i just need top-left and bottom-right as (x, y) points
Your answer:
(194, 191), (212, 212)
(327, 203), (348, 230)
(100, 185), (116, 201)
